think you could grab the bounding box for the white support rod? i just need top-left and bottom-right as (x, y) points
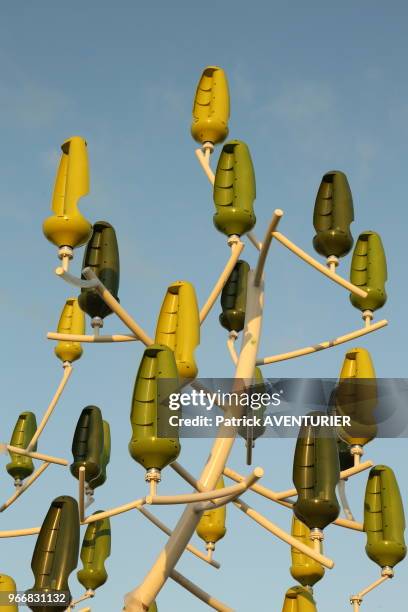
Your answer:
(226, 333), (239, 366)
(194, 467), (263, 512)
(0, 462), (50, 512)
(271, 231), (368, 298)
(223, 466), (364, 532)
(81, 268), (154, 345)
(54, 268), (98, 289)
(195, 149), (215, 184)
(256, 320), (388, 365)
(0, 527), (40, 538)
(357, 574), (391, 599)
(170, 569), (233, 612)
(350, 574), (391, 610)
(233, 497), (334, 569)
(47, 332), (138, 343)
(146, 470), (263, 506)
(27, 364), (73, 451)
(253, 210), (283, 287)
(200, 238), (245, 324)
(4, 444), (68, 466)
(171, 461), (334, 567)
(138, 507), (220, 569)
(124, 270), (265, 610)
(67, 591), (94, 610)
(247, 231), (262, 251)
(272, 461), (374, 500)
(82, 498), (145, 524)
(57, 267), (154, 346)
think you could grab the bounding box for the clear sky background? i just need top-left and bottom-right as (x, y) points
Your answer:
(1, 2), (407, 611)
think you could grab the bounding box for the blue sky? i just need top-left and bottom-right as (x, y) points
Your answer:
(1, 2), (407, 611)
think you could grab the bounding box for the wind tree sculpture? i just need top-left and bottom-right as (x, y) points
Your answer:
(0, 65), (405, 612)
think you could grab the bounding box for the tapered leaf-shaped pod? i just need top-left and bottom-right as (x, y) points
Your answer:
(78, 221), (120, 321)
(364, 465), (406, 569)
(334, 348), (377, 447)
(213, 140), (256, 237)
(290, 516), (325, 587)
(129, 344), (180, 472)
(281, 586), (317, 612)
(0, 575), (18, 612)
(77, 513), (111, 591)
(88, 420), (111, 490)
(70, 406), (104, 483)
(42, 137), (92, 249)
(313, 170), (354, 258)
(155, 281), (200, 380)
(6, 411), (37, 482)
(196, 477), (227, 547)
(219, 260), (250, 332)
(54, 298), (85, 363)
(350, 231), (387, 312)
(293, 411), (340, 531)
(28, 496), (80, 612)
(191, 66), (229, 145)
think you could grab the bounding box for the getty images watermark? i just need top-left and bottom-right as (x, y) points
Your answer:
(166, 389), (351, 429)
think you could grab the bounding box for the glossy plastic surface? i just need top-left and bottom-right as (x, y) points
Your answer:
(155, 281), (199, 380)
(364, 465), (406, 568)
(219, 260), (249, 333)
(78, 221), (120, 320)
(88, 420), (111, 490)
(293, 411), (340, 530)
(77, 514), (111, 591)
(191, 66), (229, 145)
(335, 347), (377, 447)
(42, 137), (92, 249)
(129, 345), (180, 471)
(213, 140), (256, 237)
(282, 586), (317, 612)
(70, 406), (104, 483)
(0, 574), (17, 612)
(196, 477), (227, 545)
(313, 170), (354, 258)
(54, 298), (85, 363)
(6, 411), (37, 481)
(350, 231), (387, 312)
(28, 496), (79, 612)
(290, 516), (325, 587)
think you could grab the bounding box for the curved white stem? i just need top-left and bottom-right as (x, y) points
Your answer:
(5, 444), (68, 466)
(256, 320), (388, 365)
(27, 364), (73, 451)
(47, 332), (138, 343)
(0, 462), (50, 512)
(138, 507), (220, 569)
(226, 333), (239, 366)
(254, 210), (283, 286)
(195, 149), (215, 184)
(170, 569), (232, 612)
(200, 238), (245, 324)
(272, 231), (368, 298)
(81, 268), (154, 346)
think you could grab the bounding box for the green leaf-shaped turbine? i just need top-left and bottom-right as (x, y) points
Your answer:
(27, 496), (80, 612)
(313, 170), (354, 258)
(213, 141), (256, 237)
(293, 411), (340, 530)
(78, 221), (120, 320)
(350, 231), (387, 312)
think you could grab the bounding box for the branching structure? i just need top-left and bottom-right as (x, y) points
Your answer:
(0, 65), (406, 612)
